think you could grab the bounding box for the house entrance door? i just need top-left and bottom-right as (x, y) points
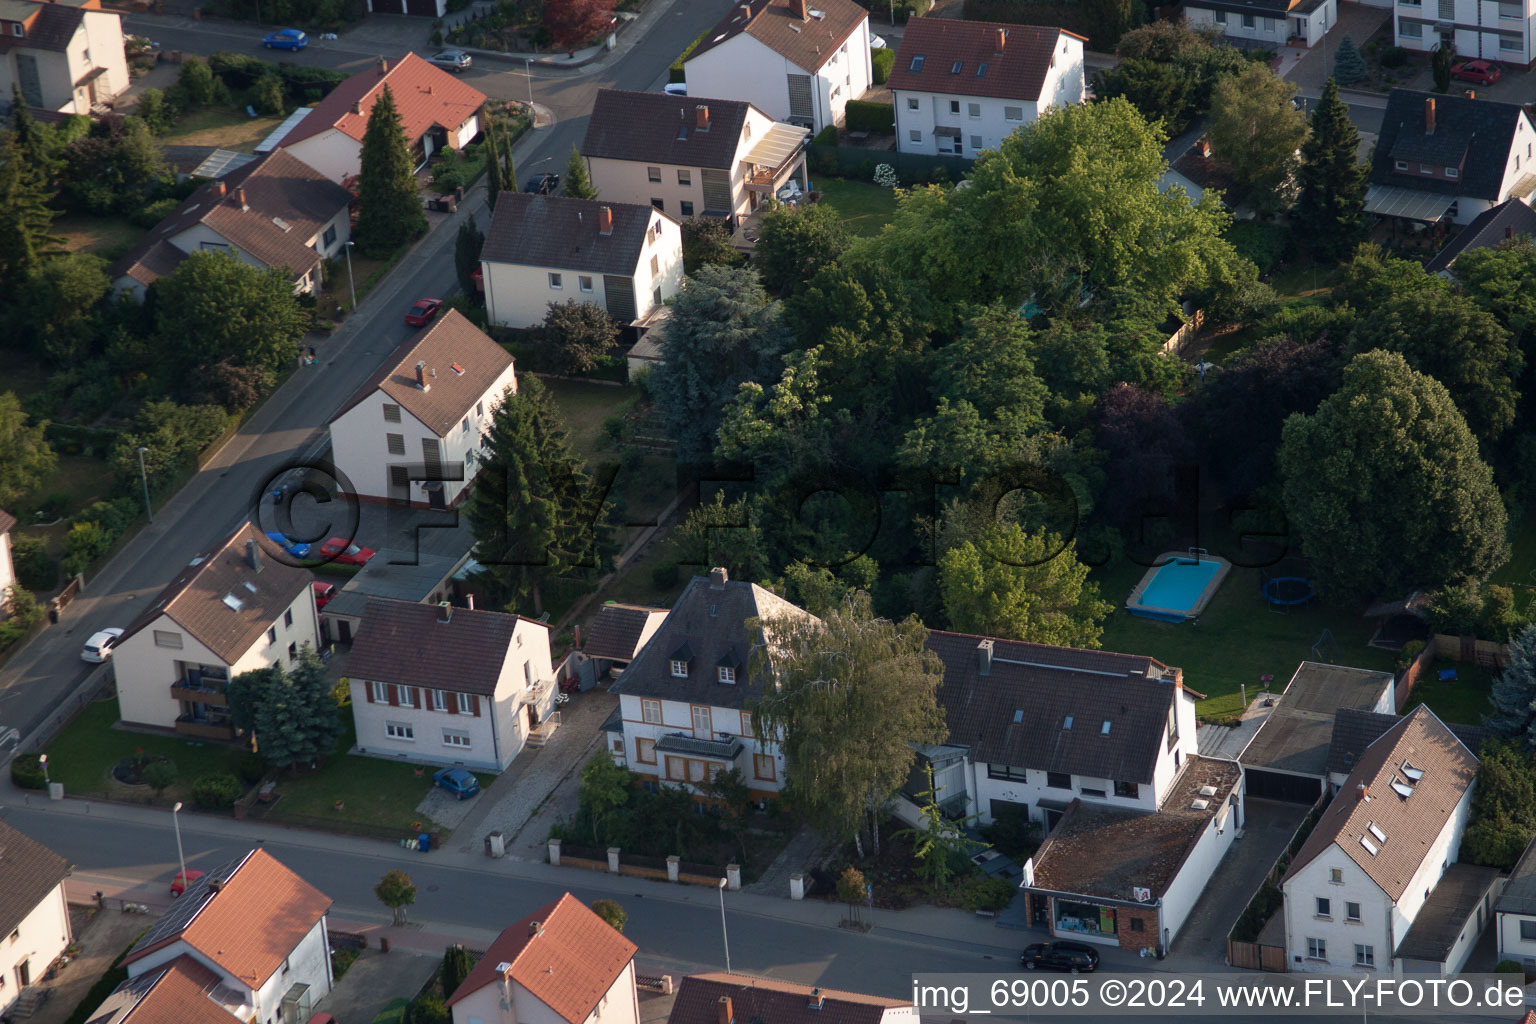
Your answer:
(17, 960), (30, 988)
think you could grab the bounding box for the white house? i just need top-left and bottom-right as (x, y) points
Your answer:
(887, 20), (1085, 158)
(0, 509), (17, 617)
(1496, 834), (1536, 970)
(447, 893), (639, 1024)
(581, 90), (809, 225)
(1366, 91), (1536, 226)
(683, 0), (872, 133)
(1282, 706), (1480, 975)
(328, 309), (516, 509)
(1392, 0), (1536, 68)
(922, 630), (1201, 832)
(480, 194), (683, 331)
(109, 150), (352, 300)
(0, 0), (128, 115)
(111, 524), (319, 740)
(0, 821), (72, 1019)
(614, 568), (815, 805)
(667, 973), (916, 1024)
(119, 848), (334, 1024)
(344, 598), (557, 772)
(1183, 0), (1337, 49)
(277, 53), (484, 183)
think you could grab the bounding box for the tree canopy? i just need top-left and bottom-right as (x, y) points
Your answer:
(228, 647), (342, 772)
(1295, 80), (1366, 261)
(542, 299), (618, 374)
(1208, 63), (1306, 213)
(356, 86), (427, 256)
(0, 392), (57, 508)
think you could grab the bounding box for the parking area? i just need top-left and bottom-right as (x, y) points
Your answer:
(314, 948), (440, 1024)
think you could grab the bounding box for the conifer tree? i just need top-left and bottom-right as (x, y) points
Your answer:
(356, 86), (427, 257)
(1487, 623), (1536, 748)
(0, 129), (60, 291)
(484, 124), (502, 206)
(1295, 78), (1367, 262)
(563, 144), (597, 199)
(1333, 35), (1367, 84)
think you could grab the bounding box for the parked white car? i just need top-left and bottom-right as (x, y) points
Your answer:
(81, 628), (124, 663)
(664, 82), (687, 96)
(870, 31), (887, 49)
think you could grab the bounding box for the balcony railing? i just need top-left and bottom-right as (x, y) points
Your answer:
(171, 681), (229, 706)
(175, 716), (235, 740)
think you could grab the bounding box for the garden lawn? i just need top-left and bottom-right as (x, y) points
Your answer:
(1401, 662), (1497, 727)
(1093, 559), (1397, 719)
(371, 999), (409, 1024)
(159, 109), (286, 152)
(814, 177), (898, 237)
(53, 214), (144, 260)
(542, 378), (641, 462)
(42, 699), (248, 799)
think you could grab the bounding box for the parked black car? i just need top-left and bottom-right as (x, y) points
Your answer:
(1020, 941), (1100, 973)
(524, 173), (560, 194)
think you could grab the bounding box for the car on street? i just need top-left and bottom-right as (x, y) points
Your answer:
(869, 31), (887, 49)
(312, 581), (338, 610)
(319, 537), (376, 566)
(523, 173), (560, 194)
(1020, 941), (1100, 973)
(263, 28), (307, 49)
(81, 628), (124, 663)
(264, 531), (311, 559)
(404, 297), (443, 327)
(1450, 59), (1502, 84)
(427, 49), (472, 72)
(664, 82), (687, 96)
(433, 766), (480, 799)
(170, 869), (205, 896)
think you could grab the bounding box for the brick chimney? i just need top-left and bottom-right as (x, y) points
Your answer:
(213, 180), (227, 198)
(415, 359), (430, 390)
(808, 989), (824, 1011)
(739, 2), (749, 17)
(599, 205), (613, 235)
(977, 638), (993, 676)
(1357, 783), (1370, 802)
(573, 624), (582, 649)
(352, 100), (363, 116)
(793, 0), (807, 20)
(696, 104), (710, 130)
(1508, 226), (1516, 239)
(717, 998), (734, 1024)
(378, 56), (389, 74)
(529, 920), (544, 938)
(1425, 97), (1436, 135)
(995, 27), (1006, 52)
(438, 600), (452, 623)
(234, 186), (247, 210)
(710, 566), (729, 585)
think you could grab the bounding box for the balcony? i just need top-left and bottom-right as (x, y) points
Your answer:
(171, 681), (229, 706)
(175, 715), (236, 741)
(742, 122), (811, 194)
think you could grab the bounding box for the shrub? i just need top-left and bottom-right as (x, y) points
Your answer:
(1496, 959), (1523, 974)
(651, 561), (679, 589)
(670, 27), (709, 82)
(1231, 881), (1284, 942)
(331, 947), (359, 980)
(813, 124), (839, 146)
(62, 521), (114, 577)
(11, 753), (47, 790)
(11, 534), (58, 592)
(873, 163), (898, 187)
(844, 99), (895, 134)
(130, 196), (180, 230)
(1226, 221), (1294, 275)
(207, 51), (269, 91)
(978, 809), (1040, 859)
(957, 875), (1016, 912)
(253, 72), (286, 116)
(441, 945), (475, 998)
(1381, 45), (1410, 68)
(135, 88), (174, 134)
(591, 898), (628, 932)
(409, 995), (450, 1024)
(142, 759), (178, 794)
(191, 772), (242, 810)
(871, 47), (895, 84)
(236, 752), (267, 786)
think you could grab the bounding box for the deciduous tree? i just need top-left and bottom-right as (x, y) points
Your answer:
(590, 899), (628, 933)
(577, 749), (632, 845)
(0, 392), (57, 509)
(752, 202), (849, 297)
(544, 0), (610, 51)
(1208, 63), (1306, 213)
(1295, 79), (1367, 260)
(681, 216), (742, 273)
(375, 869), (417, 925)
(356, 86), (427, 256)
(541, 299), (617, 374)
(17, 252), (109, 362)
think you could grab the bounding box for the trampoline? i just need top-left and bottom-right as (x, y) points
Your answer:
(1263, 576), (1315, 607)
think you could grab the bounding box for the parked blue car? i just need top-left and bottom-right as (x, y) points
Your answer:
(264, 531), (311, 559)
(433, 767), (480, 800)
(263, 28), (307, 49)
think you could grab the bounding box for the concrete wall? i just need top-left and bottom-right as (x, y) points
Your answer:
(283, 128), (364, 184)
(0, 883), (70, 1018)
(1389, 781), (1478, 959)
(1160, 795), (1239, 947)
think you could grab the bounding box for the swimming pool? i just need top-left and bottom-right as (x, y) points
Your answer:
(1126, 552), (1232, 622)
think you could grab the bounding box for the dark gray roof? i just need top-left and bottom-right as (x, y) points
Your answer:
(0, 820), (70, 938)
(655, 733), (744, 759)
(612, 571), (814, 710)
(345, 598), (538, 696)
(1395, 863), (1503, 961)
(1327, 708), (1489, 778)
(1427, 198), (1536, 273)
(1497, 833), (1536, 917)
(601, 707), (624, 734)
(1240, 662), (1394, 776)
(583, 602), (667, 663)
(481, 192), (670, 276)
(582, 90), (753, 171)
(1371, 90), (1526, 201)
(1182, 0), (1326, 14)
(321, 548), (467, 621)
(926, 629), (1183, 786)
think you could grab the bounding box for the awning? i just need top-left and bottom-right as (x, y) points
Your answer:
(1364, 184), (1454, 223)
(744, 121), (810, 171)
(74, 66), (106, 88)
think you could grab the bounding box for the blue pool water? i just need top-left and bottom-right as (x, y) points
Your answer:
(1133, 558), (1224, 620)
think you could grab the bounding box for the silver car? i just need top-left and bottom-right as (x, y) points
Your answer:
(428, 49), (471, 72)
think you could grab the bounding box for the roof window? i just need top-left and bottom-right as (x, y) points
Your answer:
(1389, 777), (1413, 799)
(909, 55), (925, 71)
(222, 593), (245, 611)
(1101, 720), (1111, 734)
(1012, 709), (1024, 724)
(1367, 822), (1387, 844)
(950, 60), (963, 74)
(1063, 715), (1073, 730)
(976, 63), (988, 77)
(1401, 761), (1424, 782)
(1361, 836), (1380, 856)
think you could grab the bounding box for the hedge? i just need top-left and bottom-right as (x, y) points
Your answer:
(669, 27), (709, 83)
(808, 143), (972, 186)
(844, 99), (894, 134)
(11, 753), (47, 790)
(871, 47), (895, 84)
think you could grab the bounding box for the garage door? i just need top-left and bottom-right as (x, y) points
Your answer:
(1246, 768), (1323, 803)
(405, 0), (439, 17)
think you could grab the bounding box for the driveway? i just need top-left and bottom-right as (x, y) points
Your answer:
(315, 947), (439, 1023)
(1281, 5), (1390, 95)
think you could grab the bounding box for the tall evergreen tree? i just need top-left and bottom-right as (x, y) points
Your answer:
(356, 86), (427, 257)
(0, 129), (60, 291)
(1433, 43), (1454, 93)
(563, 144), (597, 200)
(465, 376), (606, 614)
(1332, 35), (1367, 84)
(1487, 623), (1536, 747)
(484, 124), (503, 206)
(228, 648), (341, 772)
(10, 86), (62, 183)
(1295, 78), (1367, 261)
(455, 219), (484, 298)
(502, 125), (516, 191)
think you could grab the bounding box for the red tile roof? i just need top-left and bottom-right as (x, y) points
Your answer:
(448, 893), (637, 1022)
(88, 958), (245, 1024)
(886, 20), (1083, 103)
(688, 0), (867, 73)
(281, 52), (485, 148)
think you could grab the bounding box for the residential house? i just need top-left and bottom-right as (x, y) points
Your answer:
(580, 90), (809, 225)
(480, 194), (683, 331)
(328, 309), (516, 509)
(1392, 862), (1503, 974)
(1366, 90), (1536, 226)
(1237, 662), (1395, 804)
(683, 0), (872, 133)
(0, 0), (127, 115)
(83, 958), (254, 1024)
(278, 53), (485, 183)
(1021, 755), (1243, 953)
(319, 547), (471, 644)
(1497, 833), (1536, 970)
(1183, 0), (1336, 49)
(1426, 197), (1536, 273)
(446, 892), (639, 1024)
(887, 20), (1085, 158)
(1326, 708), (1487, 792)
(120, 848), (334, 1024)
(109, 149), (353, 300)
(1392, 0), (1536, 69)
(579, 601), (669, 682)
(0, 820), (72, 1018)
(0, 509), (16, 616)
(922, 629), (1202, 831)
(344, 598), (557, 772)
(1281, 706), (1480, 974)
(614, 568), (816, 805)
(112, 524), (318, 739)
(667, 973), (915, 1024)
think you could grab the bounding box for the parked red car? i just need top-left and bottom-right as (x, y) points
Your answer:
(312, 581), (338, 610)
(1450, 59), (1503, 85)
(170, 869), (204, 897)
(404, 297), (443, 327)
(318, 537), (376, 566)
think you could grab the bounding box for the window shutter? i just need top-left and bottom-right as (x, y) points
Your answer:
(446, 692), (457, 715)
(388, 685), (399, 706)
(364, 683), (373, 704)
(470, 695), (481, 717)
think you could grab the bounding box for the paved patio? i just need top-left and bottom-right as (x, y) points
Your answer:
(1280, 4), (1390, 92)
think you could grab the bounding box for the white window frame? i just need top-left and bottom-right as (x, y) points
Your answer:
(443, 730), (471, 748)
(1307, 937), (1326, 959)
(371, 681), (388, 704)
(431, 689), (447, 712)
(670, 659), (688, 678)
(548, 273), (563, 289)
(1354, 944), (1374, 967)
(386, 722), (414, 741)
(579, 275), (593, 292)
(718, 666), (736, 683)
(154, 630), (184, 649)
(1004, 105), (1023, 121)
(642, 699), (662, 724)
(457, 692), (475, 714)
(398, 685), (415, 708)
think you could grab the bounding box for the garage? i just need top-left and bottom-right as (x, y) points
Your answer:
(405, 0), (442, 18)
(1245, 767), (1324, 803)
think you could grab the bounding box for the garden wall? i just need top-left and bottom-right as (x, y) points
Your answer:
(1393, 641), (1436, 713)
(547, 840), (732, 886)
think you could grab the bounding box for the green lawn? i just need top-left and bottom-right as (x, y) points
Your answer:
(158, 108), (286, 153)
(541, 378), (640, 462)
(814, 177), (898, 237)
(43, 699), (248, 800)
(372, 999), (409, 1024)
(54, 213), (144, 261)
(1402, 662), (1496, 728)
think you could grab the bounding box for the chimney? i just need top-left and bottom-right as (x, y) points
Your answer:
(415, 360), (430, 390)
(438, 600), (452, 623)
(995, 27), (1006, 52)
(574, 624), (582, 649)
(1357, 783), (1370, 802)
(1199, 137), (1211, 159)
(209, 878), (223, 893)
(717, 997), (734, 1024)
(808, 989), (824, 1011)
(466, 594), (475, 611)
(214, 180), (227, 198)
(977, 638), (993, 676)
(710, 566), (729, 585)
(234, 187), (247, 210)
(1468, 89), (1476, 100)
(1174, 667), (1184, 689)
(1508, 226), (1516, 239)
(378, 56), (389, 74)
(1425, 97), (1436, 135)
(529, 920), (544, 938)
(352, 100), (363, 116)
(696, 104), (710, 130)
(599, 206), (613, 235)
(793, 0), (807, 20)
(245, 538), (262, 572)
(739, 2), (750, 16)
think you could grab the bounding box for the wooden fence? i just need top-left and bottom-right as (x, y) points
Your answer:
(1394, 641), (1437, 712)
(1432, 633), (1511, 669)
(1161, 310), (1205, 356)
(1226, 938), (1287, 972)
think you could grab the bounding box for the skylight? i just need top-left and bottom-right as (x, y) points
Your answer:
(976, 62), (988, 77)
(1361, 836), (1380, 856)
(1101, 720), (1112, 735)
(1190, 798), (1209, 810)
(950, 60), (963, 74)
(1390, 778), (1413, 799)
(1367, 822), (1387, 844)
(1402, 761), (1424, 782)
(910, 55), (925, 72)
(222, 593), (245, 611)
(1012, 709), (1024, 724)
(1063, 715), (1073, 730)
(1198, 785), (1217, 797)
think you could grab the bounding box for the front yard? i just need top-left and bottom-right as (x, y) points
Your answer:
(42, 698), (250, 801)
(54, 213), (146, 261)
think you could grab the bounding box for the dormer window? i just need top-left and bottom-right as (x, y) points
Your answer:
(718, 666), (736, 683)
(10, 22), (22, 36)
(1394, 159), (1409, 171)
(670, 659), (688, 678)
(1446, 167), (1459, 178)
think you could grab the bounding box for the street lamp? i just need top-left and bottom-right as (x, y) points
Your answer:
(172, 802), (188, 895)
(136, 446), (152, 523)
(717, 877), (732, 974)
(344, 240), (357, 311)
(525, 58), (534, 112)
(38, 754), (48, 786)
